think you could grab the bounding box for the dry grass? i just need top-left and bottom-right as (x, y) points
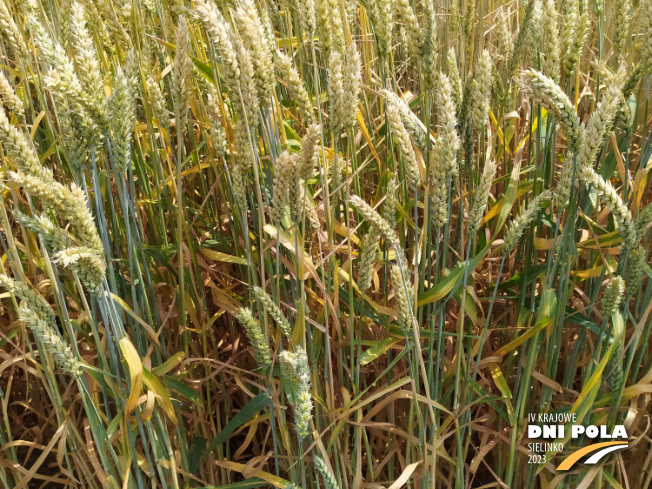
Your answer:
(0, 0), (651, 488)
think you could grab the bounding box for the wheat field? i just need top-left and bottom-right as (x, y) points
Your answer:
(0, 0), (650, 487)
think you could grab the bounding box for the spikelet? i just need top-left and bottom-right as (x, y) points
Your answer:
(349, 195), (397, 243)
(635, 202), (652, 242)
(289, 178), (303, 224)
(563, 8), (589, 78)
(576, 68), (624, 170)
(20, 306), (83, 377)
(206, 89), (226, 156)
(463, 0), (476, 42)
(0, 274), (56, 324)
(369, 0), (394, 57)
(560, 0), (578, 67)
(541, 0), (561, 82)
(235, 307), (272, 368)
(468, 159), (498, 236)
(16, 212), (101, 293)
(231, 162), (249, 216)
(15, 211), (71, 254)
(602, 276), (625, 316)
(236, 44), (260, 129)
(279, 350), (296, 380)
(343, 44), (362, 130)
(301, 188), (321, 231)
(436, 73), (461, 179)
(109, 68), (136, 173)
(0, 103), (55, 184)
(317, 0), (344, 54)
(0, 1), (26, 56)
(91, 0), (131, 50)
(642, 0), (652, 73)
(0, 104), (105, 292)
(276, 51), (313, 123)
(508, 0), (537, 74)
(554, 152), (577, 210)
(0, 274), (82, 377)
(330, 156), (343, 193)
(555, 69), (624, 208)
(396, 0), (423, 59)
(526, 0), (543, 61)
(235, 0), (275, 104)
(44, 26), (107, 153)
(429, 139), (449, 228)
(345, 0), (359, 25)
(281, 348), (313, 439)
(12, 177), (104, 275)
(31, 16), (106, 131)
(447, 49), (462, 113)
(173, 17), (193, 133)
(76, 0), (112, 54)
(611, 0), (631, 58)
(386, 102), (420, 187)
(0, 72), (24, 121)
(327, 50), (345, 132)
(496, 6), (513, 61)
(625, 246), (646, 297)
(234, 120), (254, 173)
(502, 190), (552, 254)
(271, 151), (298, 224)
(193, 0), (240, 92)
(519, 69), (581, 152)
(380, 90), (426, 149)
(383, 175), (398, 230)
(578, 166), (635, 250)
(606, 340), (624, 393)
(146, 76), (170, 128)
(391, 264), (412, 336)
(52, 247), (106, 292)
(60, 106), (96, 171)
(253, 286), (292, 338)
(422, 0), (438, 85)
(297, 0), (316, 37)
(314, 457), (341, 489)
(24, 175), (102, 254)
(68, 1), (105, 114)
(295, 124), (320, 182)
(357, 225), (381, 292)
(471, 50), (492, 132)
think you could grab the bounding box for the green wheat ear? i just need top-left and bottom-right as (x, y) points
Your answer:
(235, 307), (272, 368)
(253, 286), (292, 338)
(0, 274), (82, 378)
(314, 456), (341, 489)
(280, 348), (313, 440)
(602, 276), (625, 316)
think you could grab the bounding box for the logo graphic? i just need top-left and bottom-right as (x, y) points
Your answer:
(556, 441), (628, 471)
(526, 413), (629, 469)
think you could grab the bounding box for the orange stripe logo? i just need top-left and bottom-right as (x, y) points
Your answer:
(556, 442), (628, 471)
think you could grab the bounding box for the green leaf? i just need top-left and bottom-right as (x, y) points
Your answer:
(417, 242), (491, 307)
(494, 289), (557, 357)
(204, 391), (270, 457)
(188, 437), (207, 474)
(164, 375), (202, 403)
(359, 337), (400, 365)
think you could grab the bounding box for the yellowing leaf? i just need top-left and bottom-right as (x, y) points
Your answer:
(214, 460), (291, 488)
(142, 369), (178, 424)
(119, 338), (143, 415)
(199, 247), (247, 265)
(152, 352), (186, 377)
